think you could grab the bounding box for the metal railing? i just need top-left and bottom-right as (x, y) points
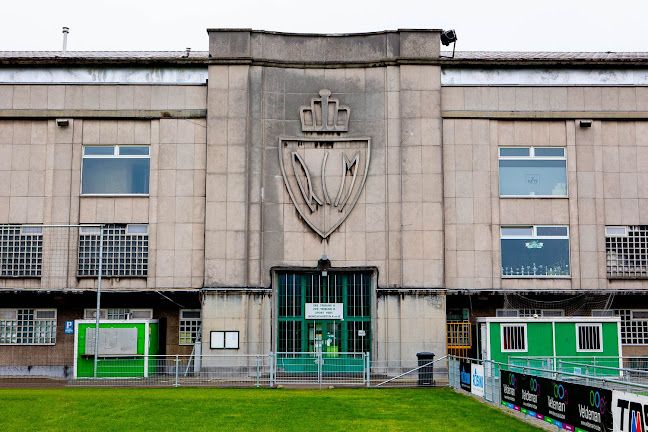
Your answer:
(0, 352), (455, 388)
(70, 354), (273, 388)
(374, 355), (448, 388)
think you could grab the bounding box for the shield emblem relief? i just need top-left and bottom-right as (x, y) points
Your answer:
(278, 137), (371, 239)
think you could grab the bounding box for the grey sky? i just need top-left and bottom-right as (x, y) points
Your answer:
(3, 0), (647, 52)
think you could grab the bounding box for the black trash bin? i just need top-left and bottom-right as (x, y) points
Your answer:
(417, 352), (435, 386)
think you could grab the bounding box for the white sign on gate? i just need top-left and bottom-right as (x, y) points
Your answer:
(612, 390), (648, 432)
(471, 363), (485, 397)
(305, 303), (343, 320)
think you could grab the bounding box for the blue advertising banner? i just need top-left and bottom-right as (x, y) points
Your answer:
(459, 361), (472, 392)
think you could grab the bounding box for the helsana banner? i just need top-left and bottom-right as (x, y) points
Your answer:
(500, 370), (612, 432)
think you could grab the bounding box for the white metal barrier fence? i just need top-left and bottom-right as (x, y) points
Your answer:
(1, 353), (452, 388)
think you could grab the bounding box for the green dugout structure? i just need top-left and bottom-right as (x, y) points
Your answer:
(73, 320), (159, 378)
(477, 317), (622, 375)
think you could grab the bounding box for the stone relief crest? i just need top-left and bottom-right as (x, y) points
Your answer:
(279, 89), (371, 239)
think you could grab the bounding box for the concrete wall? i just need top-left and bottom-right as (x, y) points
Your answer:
(0, 84), (207, 291)
(442, 85), (648, 293)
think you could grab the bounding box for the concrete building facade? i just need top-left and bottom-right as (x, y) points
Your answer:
(2, 29), (648, 376)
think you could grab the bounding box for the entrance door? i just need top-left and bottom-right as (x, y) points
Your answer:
(308, 321), (341, 355)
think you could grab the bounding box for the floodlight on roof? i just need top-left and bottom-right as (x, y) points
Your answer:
(440, 29), (457, 46)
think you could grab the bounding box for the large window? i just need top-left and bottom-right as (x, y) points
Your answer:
(499, 147), (567, 197)
(179, 310), (202, 345)
(606, 226), (648, 278)
(501, 226), (570, 277)
(78, 225), (149, 277)
(0, 309), (56, 345)
(82, 145), (150, 195)
(0, 225), (43, 277)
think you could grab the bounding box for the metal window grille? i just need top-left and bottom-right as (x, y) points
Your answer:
(502, 325), (526, 351)
(179, 310), (202, 345)
(78, 224), (148, 277)
(577, 324), (602, 351)
(615, 309), (648, 345)
(606, 226), (648, 278)
(0, 308), (56, 345)
(0, 225), (43, 277)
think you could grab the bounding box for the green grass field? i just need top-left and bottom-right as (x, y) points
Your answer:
(0, 387), (541, 432)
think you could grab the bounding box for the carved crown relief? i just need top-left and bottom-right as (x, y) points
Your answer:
(300, 89), (350, 132)
(279, 89), (370, 239)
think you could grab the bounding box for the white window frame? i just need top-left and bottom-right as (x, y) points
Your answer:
(631, 310), (648, 321)
(501, 225), (571, 278)
(605, 226), (628, 237)
(498, 146), (567, 198)
(591, 310), (614, 317)
(179, 309), (202, 346)
(81, 145), (150, 197)
(496, 309), (519, 317)
(83, 308), (153, 320)
(501, 323), (528, 353)
(0, 308), (57, 345)
(576, 323), (603, 353)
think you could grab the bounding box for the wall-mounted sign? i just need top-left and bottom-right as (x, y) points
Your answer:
(210, 331), (239, 349)
(305, 303), (343, 320)
(65, 321), (74, 334)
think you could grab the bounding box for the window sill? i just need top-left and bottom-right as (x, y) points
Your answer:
(502, 276), (571, 279)
(499, 195), (569, 199)
(81, 194), (150, 198)
(77, 275), (148, 279)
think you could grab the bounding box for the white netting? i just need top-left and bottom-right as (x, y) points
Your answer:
(502, 293), (615, 317)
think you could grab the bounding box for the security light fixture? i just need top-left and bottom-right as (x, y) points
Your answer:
(579, 120), (592, 128)
(440, 29), (457, 46)
(440, 29), (458, 58)
(56, 119), (69, 127)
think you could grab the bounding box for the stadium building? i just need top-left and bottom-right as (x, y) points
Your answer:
(2, 28), (648, 377)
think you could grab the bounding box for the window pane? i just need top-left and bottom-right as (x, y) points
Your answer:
(119, 146), (150, 156)
(536, 226), (568, 237)
(501, 227), (533, 236)
(534, 147), (565, 157)
(501, 238), (570, 276)
(84, 146), (115, 155)
(126, 224), (148, 234)
(82, 158), (150, 194)
(499, 159), (567, 196)
(500, 147), (530, 157)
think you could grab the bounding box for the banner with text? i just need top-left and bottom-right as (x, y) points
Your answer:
(471, 363), (485, 397)
(501, 370), (612, 432)
(459, 361), (472, 392)
(612, 390), (648, 432)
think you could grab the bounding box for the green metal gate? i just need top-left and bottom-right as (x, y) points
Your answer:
(277, 272), (371, 373)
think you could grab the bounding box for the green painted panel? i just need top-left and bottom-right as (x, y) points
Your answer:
(488, 322), (554, 365)
(76, 323), (159, 378)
